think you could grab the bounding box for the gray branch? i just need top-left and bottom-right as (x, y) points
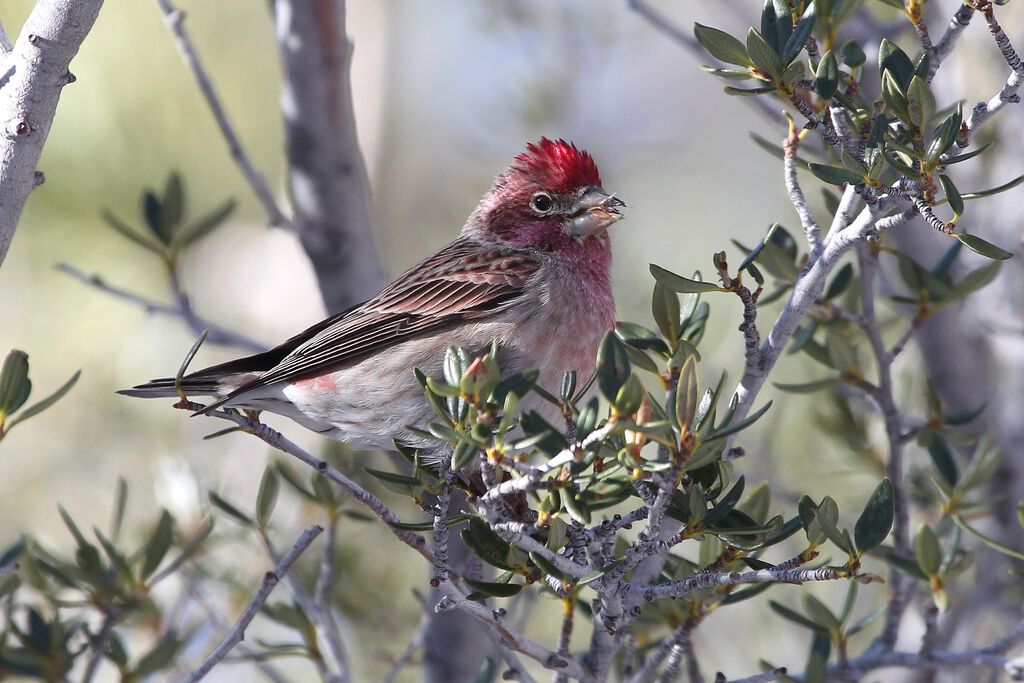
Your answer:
(269, 0), (388, 313)
(153, 0), (290, 230)
(184, 525), (323, 683)
(0, 0), (104, 267)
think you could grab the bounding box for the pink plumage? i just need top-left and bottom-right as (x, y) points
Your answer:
(121, 140), (624, 454)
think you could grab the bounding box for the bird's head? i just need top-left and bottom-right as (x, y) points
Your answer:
(465, 138), (624, 251)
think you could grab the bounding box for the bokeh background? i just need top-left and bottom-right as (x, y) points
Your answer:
(1, 1), (1021, 680)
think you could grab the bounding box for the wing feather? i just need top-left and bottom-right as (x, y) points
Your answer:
(202, 237), (541, 410)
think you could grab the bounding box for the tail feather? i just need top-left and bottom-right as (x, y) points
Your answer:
(117, 376), (223, 399)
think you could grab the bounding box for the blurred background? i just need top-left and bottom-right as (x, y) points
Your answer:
(1, 1), (1021, 680)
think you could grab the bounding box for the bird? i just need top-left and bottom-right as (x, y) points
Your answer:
(120, 138), (623, 453)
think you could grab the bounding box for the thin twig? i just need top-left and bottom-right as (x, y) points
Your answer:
(715, 669), (788, 683)
(80, 608), (118, 683)
(152, 0), (290, 229)
(626, 0), (700, 52)
(312, 513), (351, 682)
(184, 525), (322, 683)
(0, 17), (12, 55)
(856, 243), (911, 652)
(57, 263), (265, 351)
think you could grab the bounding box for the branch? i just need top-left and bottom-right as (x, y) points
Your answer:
(0, 17), (13, 55)
(185, 403), (433, 562)
(932, 4), (975, 74)
(152, 0), (290, 230)
(715, 669), (788, 683)
(268, 0), (388, 312)
(56, 262), (265, 352)
(622, 565), (844, 601)
(963, 2), (1024, 140)
(626, 0), (700, 52)
(0, 0), (104, 267)
(184, 525), (322, 683)
(856, 243), (911, 652)
(80, 608), (118, 683)
(311, 513), (351, 682)
(435, 577), (584, 679)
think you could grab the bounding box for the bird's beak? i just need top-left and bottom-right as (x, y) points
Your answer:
(564, 186), (625, 238)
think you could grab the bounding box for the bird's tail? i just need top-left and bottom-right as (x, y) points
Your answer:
(117, 376), (223, 399)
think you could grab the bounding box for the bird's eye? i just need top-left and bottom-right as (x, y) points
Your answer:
(530, 192), (554, 214)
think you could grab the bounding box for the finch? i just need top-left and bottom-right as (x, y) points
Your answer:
(120, 138), (623, 451)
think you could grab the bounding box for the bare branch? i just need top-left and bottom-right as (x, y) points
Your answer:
(80, 608), (118, 683)
(269, 0), (388, 312)
(0, 0), (104, 267)
(622, 565), (844, 601)
(963, 3), (1024, 139)
(311, 513), (351, 682)
(57, 262), (265, 352)
(626, 0), (700, 52)
(856, 243), (911, 651)
(152, 0), (289, 230)
(186, 403), (432, 562)
(184, 525), (323, 683)
(932, 4), (975, 76)
(435, 578), (583, 679)
(715, 668), (788, 683)
(0, 17), (13, 55)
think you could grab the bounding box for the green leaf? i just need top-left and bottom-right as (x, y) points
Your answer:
(142, 190), (171, 245)
(6, 370), (80, 430)
(782, 3), (816, 63)
(808, 163), (864, 186)
(773, 378), (842, 394)
(747, 28), (784, 80)
(924, 433), (959, 486)
(461, 517), (526, 572)
(840, 39), (866, 67)
(365, 467), (423, 496)
(950, 261), (1001, 301)
(650, 264), (726, 293)
(854, 478), (894, 554)
(723, 85), (778, 97)
(815, 50), (839, 99)
(597, 331), (631, 404)
(132, 633), (181, 677)
(961, 172), (1024, 201)
(700, 65), (754, 80)
(693, 24), (751, 67)
(701, 400), (773, 441)
(881, 71), (908, 121)
(256, 467), (280, 529)
(938, 175), (964, 217)
(803, 594), (841, 636)
(141, 510), (174, 580)
(676, 354), (699, 433)
(770, 600), (830, 635)
(462, 577), (522, 598)
(0, 350), (31, 417)
(955, 233), (1013, 260)
(943, 142), (990, 165)
(175, 198), (236, 247)
(879, 39), (914, 90)
(208, 491), (254, 527)
(162, 172), (185, 233)
(101, 209), (164, 254)
(952, 514), (1024, 561)
(914, 524), (942, 576)
(652, 282), (680, 347)
(906, 75), (936, 129)
(824, 263), (854, 299)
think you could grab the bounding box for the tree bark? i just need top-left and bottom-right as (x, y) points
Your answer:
(0, 0), (104, 267)
(269, 0), (388, 314)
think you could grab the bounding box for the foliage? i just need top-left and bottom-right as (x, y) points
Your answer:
(3, 1), (1024, 682)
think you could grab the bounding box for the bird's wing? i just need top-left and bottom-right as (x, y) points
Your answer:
(207, 237), (540, 405)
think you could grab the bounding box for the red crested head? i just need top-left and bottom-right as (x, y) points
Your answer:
(465, 139), (623, 251)
(510, 138), (602, 193)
